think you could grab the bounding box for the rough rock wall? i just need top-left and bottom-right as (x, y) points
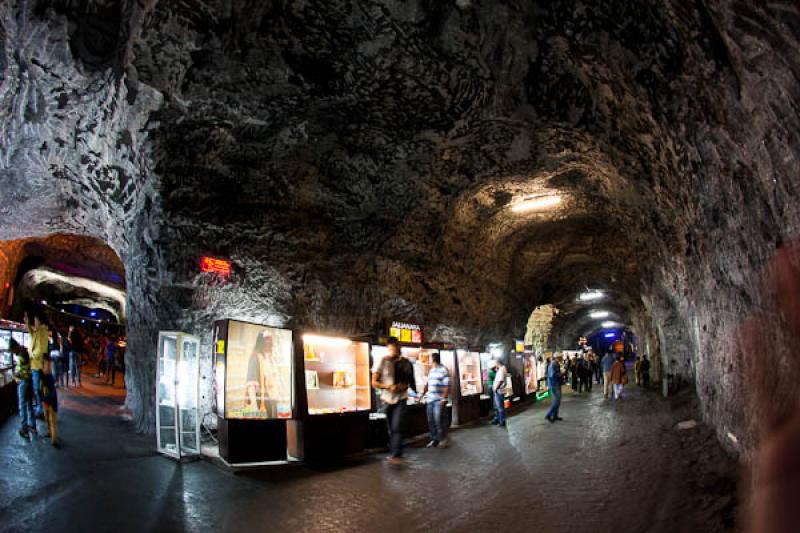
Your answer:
(1, 1), (798, 455)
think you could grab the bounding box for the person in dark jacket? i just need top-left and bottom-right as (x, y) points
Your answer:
(640, 355), (652, 388)
(545, 356), (563, 422)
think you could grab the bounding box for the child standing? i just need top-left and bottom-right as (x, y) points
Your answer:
(40, 355), (60, 447)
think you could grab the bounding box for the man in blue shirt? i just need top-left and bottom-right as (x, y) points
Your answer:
(601, 349), (616, 398)
(545, 356), (563, 423)
(422, 352), (450, 448)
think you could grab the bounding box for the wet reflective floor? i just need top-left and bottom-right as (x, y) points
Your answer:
(0, 383), (737, 533)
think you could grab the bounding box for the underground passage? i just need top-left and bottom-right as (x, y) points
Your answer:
(0, 1), (798, 532)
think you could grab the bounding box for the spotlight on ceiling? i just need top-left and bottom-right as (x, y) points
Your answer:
(510, 194), (562, 214)
(578, 290), (604, 302)
(590, 310), (609, 319)
(41, 300), (47, 305)
(601, 321), (619, 328)
(604, 332), (616, 338)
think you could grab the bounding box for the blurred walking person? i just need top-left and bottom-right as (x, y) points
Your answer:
(24, 312), (49, 418)
(372, 337), (414, 465)
(609, 354), (628, 400)
(634, 356), (642, 385)
(601, 349), (615, 398)
(11, 340), (36, 438)
(40, 355), (60, 447)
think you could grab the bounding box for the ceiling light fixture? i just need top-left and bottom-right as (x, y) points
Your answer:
(590, 310), (609, 319)
(578, 290), (604, 302)
(510, 194), (562, 214)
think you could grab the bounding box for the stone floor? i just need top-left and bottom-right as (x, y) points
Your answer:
(0, 379), (739, 533)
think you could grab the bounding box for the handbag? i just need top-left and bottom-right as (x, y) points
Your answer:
(622, 372), (629, 385)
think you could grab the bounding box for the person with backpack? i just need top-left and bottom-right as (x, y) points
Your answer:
(577, 355), (592, 393)
(371, 337), (415, 465)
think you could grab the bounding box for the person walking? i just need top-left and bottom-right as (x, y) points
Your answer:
(491, 357), (508, 427)
(422, 352), (450, 448)
(95, 335), (109, 378)
(545, 356), (563, 422)
(609, 354), (628, 400)
(569, 356), (578, 392)
(586, 352), (596, 391)
(371, 337), (414, 465)
(537, 356), (547, 391)
(39, 355), (60, 447)
(601, 349), (615, 398)
(11, 340), (36, 438)
(577, 355), (592, 393)
(594, 350), (603, 384)
(24, 312), (49, 419)
(48, 330), (62, 388)
(105, 337), (118, 386)
(634, 356), (642, 386)
(641, 355), (651, 388)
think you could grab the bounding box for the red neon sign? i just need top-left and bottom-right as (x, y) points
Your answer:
(200, 257), (231, 276)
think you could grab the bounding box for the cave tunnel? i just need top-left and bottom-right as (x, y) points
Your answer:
(1, 1), (799, 531)
(0, 233), (129, 412)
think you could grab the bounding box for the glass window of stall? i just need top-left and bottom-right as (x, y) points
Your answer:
(438, 350), (458, 394)
(302, 334), (371, 415)
(456, 350), (483, 396)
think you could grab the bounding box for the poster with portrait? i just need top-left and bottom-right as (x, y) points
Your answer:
(223, 321), (293, 419)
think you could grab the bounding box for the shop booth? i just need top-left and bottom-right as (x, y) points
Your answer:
(156, 332), (201, 460)
(0, 321), (28, 422)
(212, 319), (294, 465)
(287, 333), (371, 461)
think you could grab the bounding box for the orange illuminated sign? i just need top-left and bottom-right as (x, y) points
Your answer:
(201, 256), (231, 276)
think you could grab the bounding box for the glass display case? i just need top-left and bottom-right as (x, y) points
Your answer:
(457, 350), (483, 396)
(156, 332), (200, 460)
(302, 334), (370, 415)
(213, 320), (293, 420)
(0, 329), (14, 387)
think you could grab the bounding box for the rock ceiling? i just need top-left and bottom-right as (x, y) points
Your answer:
(1, 1), (798, 448)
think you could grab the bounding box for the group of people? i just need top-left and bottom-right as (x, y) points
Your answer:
(372, 337), (451, 465)
(12, 313), (61, 445)
(10, 310), (127, 446)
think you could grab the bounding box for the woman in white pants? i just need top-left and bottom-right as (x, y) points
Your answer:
(609, 355), (627, 400)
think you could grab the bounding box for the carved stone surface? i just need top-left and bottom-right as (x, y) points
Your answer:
(1, 1), (798, 452)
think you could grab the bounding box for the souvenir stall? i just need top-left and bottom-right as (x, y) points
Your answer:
(451, 349), (482, 426)
(0, 320), (27, 421)
(288, 333), (371, 461)
(156, 332), (201, 460)
(212, 319), (294, 465)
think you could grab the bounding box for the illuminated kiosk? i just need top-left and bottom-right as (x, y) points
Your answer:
(288, 333), (371, 461)
(156, 332), (201, 460)
(212, 319), (294, 465)
(449, 349), (483, 425)
(0, 320), (29, 421)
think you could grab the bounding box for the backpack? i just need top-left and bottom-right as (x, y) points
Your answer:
(393, 357), (416, 393)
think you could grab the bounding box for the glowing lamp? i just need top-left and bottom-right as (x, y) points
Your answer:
(510, 195), (562, 213)
(590, 311), (609, 319)
(578, 291), (604, 302)
(601, 321), (618, 328)
(303, 334), (352, 347)
(200, 256), (232, 276)
(604, 333), (616, 338)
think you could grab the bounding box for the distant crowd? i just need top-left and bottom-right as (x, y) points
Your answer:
(10, 311), (126, 447)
